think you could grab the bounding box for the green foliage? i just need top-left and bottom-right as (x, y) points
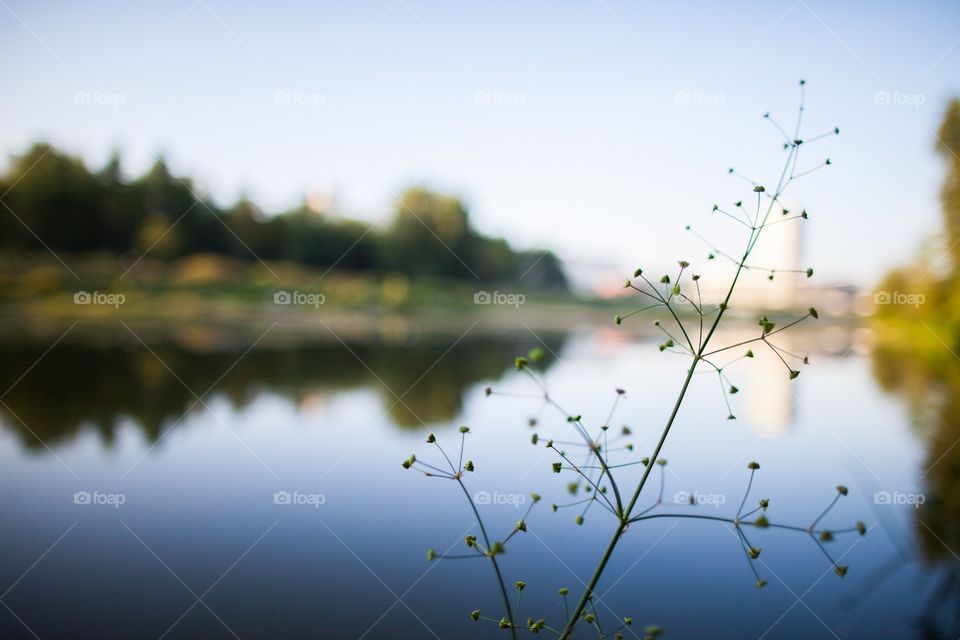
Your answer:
(877, 98), (960, 327)
(0, 144), (566, 286)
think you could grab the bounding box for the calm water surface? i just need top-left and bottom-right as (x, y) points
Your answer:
(0, 321), (951, 639)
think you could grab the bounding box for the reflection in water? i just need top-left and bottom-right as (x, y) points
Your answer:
(719, 326), (864, 437)
(0, 322), (943, 639)
(871, 336), (960, 638)
(0, 332), (565, 449)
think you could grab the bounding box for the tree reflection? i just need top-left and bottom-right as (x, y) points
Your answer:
(0, 331), (565, 449)
(871, 335), (960, 638)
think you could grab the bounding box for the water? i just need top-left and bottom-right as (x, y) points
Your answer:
(0, 320), (951, 639)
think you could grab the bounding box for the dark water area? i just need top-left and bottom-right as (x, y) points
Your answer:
(0, 321), (953, 639)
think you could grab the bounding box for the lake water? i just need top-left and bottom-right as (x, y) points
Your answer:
(0, 319), (952, 639)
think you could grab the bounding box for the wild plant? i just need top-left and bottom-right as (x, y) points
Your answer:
(403, 80), (862, 639)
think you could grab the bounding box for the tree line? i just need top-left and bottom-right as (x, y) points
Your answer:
(0, 143), (566, 286)
(877, 98), (959, 326)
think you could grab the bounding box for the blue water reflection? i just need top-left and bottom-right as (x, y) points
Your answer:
(0, 325), (947, 639)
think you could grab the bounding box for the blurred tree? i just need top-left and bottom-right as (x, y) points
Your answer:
(379, 187), (567, 285)
(0, 143), (567, 288)
(380, 188), (473, 278)
(876, 98), (960, 334)
(937, 99), (960, 271)
(0, 143), (101, 251)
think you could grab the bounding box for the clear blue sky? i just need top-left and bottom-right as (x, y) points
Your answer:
(2, 0), (958, 285)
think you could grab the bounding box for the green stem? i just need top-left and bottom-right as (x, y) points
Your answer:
(559, 360), (699, 639)
(556, 114), (806, 637)
(559, 146), (800, 639)
(457, 478), (517, 640)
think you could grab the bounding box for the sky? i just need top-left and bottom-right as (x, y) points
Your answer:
(1, 0), (958, 286)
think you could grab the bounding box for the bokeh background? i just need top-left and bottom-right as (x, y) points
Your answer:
(1, 1), (959, 638)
